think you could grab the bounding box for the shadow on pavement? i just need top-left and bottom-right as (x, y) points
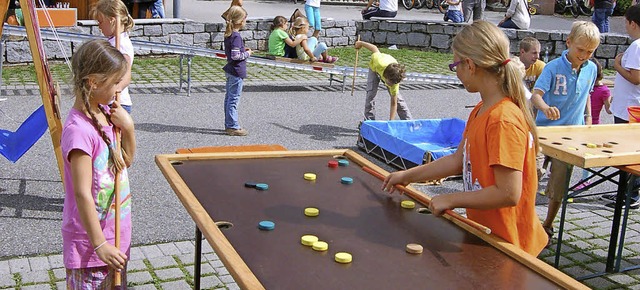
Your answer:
(0, 178), (64, 220)
(135, 122), (226, 135)
(272, 123), (359, 141)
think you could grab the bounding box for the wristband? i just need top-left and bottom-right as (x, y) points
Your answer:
(94, 241), (108, 252)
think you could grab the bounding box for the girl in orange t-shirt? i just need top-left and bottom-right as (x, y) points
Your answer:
(382, 21), (548, 256)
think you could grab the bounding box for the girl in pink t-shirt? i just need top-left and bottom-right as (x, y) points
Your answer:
(590, 59), (612, 125)
(576, 59), (611, 189)
(61, 39), (136, 288)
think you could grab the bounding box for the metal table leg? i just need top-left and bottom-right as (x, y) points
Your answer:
(194, 226), (202, 290)
(606, 171), (629, 272)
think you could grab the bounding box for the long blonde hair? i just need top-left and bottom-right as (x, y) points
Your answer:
(224, 6), (247, 37)
(71, 39), (129, 172)
(452, 21), (539, 151)
(290, 16), (309, 36)
(90, 0), (134, 32)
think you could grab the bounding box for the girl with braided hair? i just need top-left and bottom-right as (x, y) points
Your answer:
(61, 39), (136, 289)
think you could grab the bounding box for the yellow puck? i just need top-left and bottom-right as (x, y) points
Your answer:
(586, 143), (597, 148)
(334, 252), (352, 264)
(401, 200), (416, 209)
(304, 207), (319, 217)
(304, 173), (317, 181)
(312, 241), (329, 251)
(301, 235), (319, 246)
(405, 243), (423, 254)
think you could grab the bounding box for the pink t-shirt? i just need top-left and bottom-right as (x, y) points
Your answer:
(61, 108), (131, 269)
(590, 84), (611, 125)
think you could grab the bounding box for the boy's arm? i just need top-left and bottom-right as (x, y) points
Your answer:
(389, 94), (397, 120)
(585, 93), (592, 125)
(530, 89), (560, 120)
(614, 53), (640, 85)
(355, 40), (380, 54)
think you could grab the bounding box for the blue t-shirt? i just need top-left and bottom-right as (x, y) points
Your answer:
(223, 32), (247, 78)
(533, 50), (597, 126)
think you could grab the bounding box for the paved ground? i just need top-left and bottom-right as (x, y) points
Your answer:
(1, 1), (639, 289)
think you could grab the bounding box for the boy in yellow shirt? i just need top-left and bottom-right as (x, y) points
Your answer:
(355, 40), (412, 120)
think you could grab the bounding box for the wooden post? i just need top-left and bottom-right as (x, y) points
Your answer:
(113, 15), (123, 288)
(351, 35), (360, 97)
(18, 0), (65, 185)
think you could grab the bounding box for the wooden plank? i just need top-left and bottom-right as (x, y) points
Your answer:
(155, 153), (266, 290)
(36, 8), (77, 27)
(538, 124), (640, 168)
(0, 0), (10, 36)
(175, 144), (287, 154)
(618, 164), (640, 177)
(259, 55), (335, 68)
(19, 0), (65, 184)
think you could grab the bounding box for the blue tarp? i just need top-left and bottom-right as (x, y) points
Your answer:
(358, 118), (466, 166)
(0, 105), (48, 162)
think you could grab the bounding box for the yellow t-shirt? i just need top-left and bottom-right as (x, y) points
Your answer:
(369, 52), (400, 97)
(463, 98), (548, 256)
(524, 59), (545, 92)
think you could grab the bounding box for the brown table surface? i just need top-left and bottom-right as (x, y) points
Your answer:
(156, 150), (586, 290)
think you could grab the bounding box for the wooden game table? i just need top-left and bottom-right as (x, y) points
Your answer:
(156, 149), (587, 289)
(538, 123), (640, 277)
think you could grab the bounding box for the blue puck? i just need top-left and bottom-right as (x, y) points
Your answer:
(255, 183), (269, 190)
(258, 220), (275, 231)
(341, 177), (353, 185)
(338, 159), (349, 167)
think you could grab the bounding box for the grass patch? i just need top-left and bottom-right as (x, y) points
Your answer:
(0, 49), (615, 85)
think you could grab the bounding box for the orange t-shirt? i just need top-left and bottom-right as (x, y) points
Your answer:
(463, 98), (548, 256)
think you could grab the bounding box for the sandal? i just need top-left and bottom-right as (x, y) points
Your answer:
(323, 56), (338, 63)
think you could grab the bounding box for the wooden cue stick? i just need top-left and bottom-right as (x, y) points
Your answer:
(350, 35), (360, 96)
(113, 15), (123, 287)
(362, 166), (492, 235)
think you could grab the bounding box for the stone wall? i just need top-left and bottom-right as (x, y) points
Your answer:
(1, 17), (632, 69)
(357, 19), (631, 69)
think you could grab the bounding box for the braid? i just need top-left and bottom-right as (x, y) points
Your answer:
(81, 87), (125, 173)
(97, 105), (127, 171)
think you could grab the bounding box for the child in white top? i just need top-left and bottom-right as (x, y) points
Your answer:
(92, 0), (135, 113)
(291, 17), (338, 63)
(305, 0), (322, 38)
(444, 0), (463, 23)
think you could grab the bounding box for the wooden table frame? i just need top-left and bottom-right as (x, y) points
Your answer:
(538, 124), (640, 279)
(156, 149), (587, 290)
